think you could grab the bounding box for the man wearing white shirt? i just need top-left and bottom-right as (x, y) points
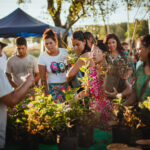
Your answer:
(0, 69), (34, 149)
(0, 41), (8, 149)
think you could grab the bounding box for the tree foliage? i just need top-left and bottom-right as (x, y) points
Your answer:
(18, 0), (95, 46)
(92, 0), (118, 34)
(77, 20), (148, 42)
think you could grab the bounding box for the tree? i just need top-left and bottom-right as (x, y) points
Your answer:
(18, 0), (94, 47)
(121, 0), (149, 50)
(92, 0), (118, 34)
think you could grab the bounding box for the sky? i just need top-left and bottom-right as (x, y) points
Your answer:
(0, 0), (149, 29)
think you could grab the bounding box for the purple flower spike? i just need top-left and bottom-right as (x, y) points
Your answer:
(54, 101), (57, 104)
(13, 108), (17, 111)
(22, 105), (27, 108)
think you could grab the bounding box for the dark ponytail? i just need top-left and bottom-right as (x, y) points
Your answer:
(42, 28), (58, 43)
(72, 30), (91, 55)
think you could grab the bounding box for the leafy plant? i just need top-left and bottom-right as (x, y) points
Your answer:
(106, 54), (128, 77)
(138, 97), (150, 127)
(25, 87), (90, 139)
(7, 89), (34, 143)
(113, 95), (144, 128)
(67, 45), (78, 65)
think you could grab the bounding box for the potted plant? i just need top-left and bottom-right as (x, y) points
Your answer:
(138, 97), (150, 139)
(104, 55), (128, 93)
(26, 87), (87, 150)
(112, 96), (144, 145)
(7, 89), (39, 150)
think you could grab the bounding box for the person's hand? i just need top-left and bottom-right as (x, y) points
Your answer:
(105, 87), (118, 98)
(24, 74), (35, 87)
(74, 92), (83, 100)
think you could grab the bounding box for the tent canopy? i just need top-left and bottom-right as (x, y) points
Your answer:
(0, 8), (71, 38)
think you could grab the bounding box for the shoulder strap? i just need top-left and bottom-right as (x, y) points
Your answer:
(138, 76), (150, 101)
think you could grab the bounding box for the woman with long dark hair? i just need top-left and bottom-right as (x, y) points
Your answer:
(66, 30), (94, 83)
(104, 34), (133, 97)
(125, 34), (150, 105)
(104, 33), (124, 57)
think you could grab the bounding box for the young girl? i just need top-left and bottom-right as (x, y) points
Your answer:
(38, 29), (69, 101)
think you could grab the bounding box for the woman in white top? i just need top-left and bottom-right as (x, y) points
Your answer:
(38, 29), (69, 101)
(0, 41), (7, 71)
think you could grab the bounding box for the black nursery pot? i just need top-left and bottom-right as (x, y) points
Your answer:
(58, 136), (78, 150)
(78, 125), (94, 148)
(19, 134), (39, 150)
(140, 127), (150, 139)
(112, 125), (131, 145)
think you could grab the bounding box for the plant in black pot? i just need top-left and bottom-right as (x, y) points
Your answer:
(104, 54), (128, 93)
(77, 97), (95, 148)
(6, 90), (39, 150)
(112, 96), (144, 145)
(138, 97), (150, 139)
(57, 88), (86, 150)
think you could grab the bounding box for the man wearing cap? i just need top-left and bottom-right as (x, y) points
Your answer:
(6, 37), (40, 88)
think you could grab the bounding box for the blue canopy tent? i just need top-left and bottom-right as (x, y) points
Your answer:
(0, 8), (72, 38)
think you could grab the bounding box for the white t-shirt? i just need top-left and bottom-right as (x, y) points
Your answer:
(6, 54), (39, 85)
(38, 48), (68, 84)
(0, 52), (7, 71)
(0, 69), (13, 98)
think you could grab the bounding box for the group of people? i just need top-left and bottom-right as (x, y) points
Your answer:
(0, 28), (150, 149)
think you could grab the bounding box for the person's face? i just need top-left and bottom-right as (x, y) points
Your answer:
(87, 37), (94, 49)
(16, 45), (27, 58)
(91, 45), (104, 64)
(107, 38), (117, 52)
(72, 39), (85, 55)
(136, 40), (142, 56)
(138, 43), (150, 62)
(122, 44), (128, 51)
(44, 38), (57, 53)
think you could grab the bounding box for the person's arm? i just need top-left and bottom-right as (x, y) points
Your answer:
(33, 57), (40, 83)
(6, 73), (18, 88)
(74, 89), (90, 100)
(105, 79), (132, 98)
(123, 90), (137, 106)
(38, 65), (49, 95)
(34, 72), (40, 83)
(0, 74), (34, 107)
(66, 53), (89, 82)
(121, 80), (132, 97)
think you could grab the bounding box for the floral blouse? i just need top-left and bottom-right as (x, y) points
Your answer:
(88, 66), (113, 125)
